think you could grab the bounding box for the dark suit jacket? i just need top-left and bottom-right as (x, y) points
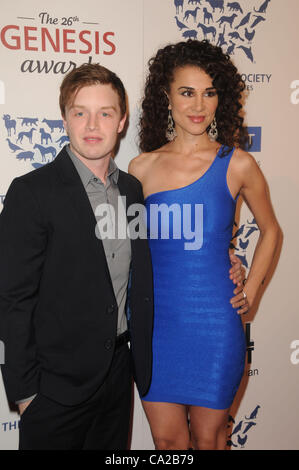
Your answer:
(0, 147), (153, 405)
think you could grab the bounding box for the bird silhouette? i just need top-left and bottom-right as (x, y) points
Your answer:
(6, 138), (23, 153)
(235, 12), (251, 29)
(245, 405), (260, 420)
(245, 225), (259, 238)
(227, 439), (238, 448)
(251, 15), (266, 28)
(236, 254), (248, 268)
(232, 224), (245, 239)
(237, 434), (248, 448)
(237, 45), (254, 63)
(239, 238), (249, 250)
(229, 420), (243, 437)
(174, 16), (188, 30)
(243, 422), (257, 434)
(245, 27), (255, 42)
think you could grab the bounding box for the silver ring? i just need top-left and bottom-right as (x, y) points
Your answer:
(242, 290), (247, 300)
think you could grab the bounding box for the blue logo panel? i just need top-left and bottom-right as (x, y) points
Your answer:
(246, 126), (262, 152)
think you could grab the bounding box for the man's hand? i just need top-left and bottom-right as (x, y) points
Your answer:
(18, 399), (33, 416)
(229, 253), (249, 315)
(229, 253), (246, 286)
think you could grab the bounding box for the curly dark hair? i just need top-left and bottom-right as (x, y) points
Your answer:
(139, 39), (248, 154)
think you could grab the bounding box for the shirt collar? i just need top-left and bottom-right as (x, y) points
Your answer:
(66, 145), (119, 188)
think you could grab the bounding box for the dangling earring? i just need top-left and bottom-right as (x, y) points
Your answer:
(208, 117), (218, 142)
(166, 109), (177, 141)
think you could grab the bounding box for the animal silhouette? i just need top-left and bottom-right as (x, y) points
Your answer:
(40, 128), (52, 145)
(42, 119), (64, 133)
(254, 0), (270, 14)
(197, 22), (217, 39)
(237, 434), (247, 448)
(245, 225), (259, 238)
(227, 439), (238, 448)
(229, 420), (243, 437)
(16, 127), (36, 144)
(245, 405), (260, 420)
(239, 238), (249, 250)
(183, 7), (200, 22)
(243, 422), (256, 434)
(17, 117), (38, 126)
(56, 135), (70, 147)
(6, 138), (22, 153)
(237, 45), (254, 63)
(34, 144), (57, 162)
(217, 26), (227, 47)
(236, 254), (248, 268)
(251, 15), (266, 28)
(175, 16), (188, 30)
(217, 13), (237, 28)
(227, 40), (236, 55)
(3, 114), (16, 136)
(229, 31), (244, 41)
(174, 0), (184, 14)
(227, 2), (243, 13)
(182, 29), (198, 39)
(245, 27), (255, 42)
(232, 224), (245, 239)
(235, 12), (251, 29)
(16, 151), (34, 161)
(203, 7), (213, 24)
(205, 0), (224, 13)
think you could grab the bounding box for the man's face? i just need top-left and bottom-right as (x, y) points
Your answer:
(62, 83), (126, 164)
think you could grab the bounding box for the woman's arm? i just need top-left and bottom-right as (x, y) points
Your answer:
(231, 150), (280, 313)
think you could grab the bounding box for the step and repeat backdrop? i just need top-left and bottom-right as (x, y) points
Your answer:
(0, 0), (298, 450)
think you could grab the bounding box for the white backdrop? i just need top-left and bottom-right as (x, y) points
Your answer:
(0, 0), (298, 450)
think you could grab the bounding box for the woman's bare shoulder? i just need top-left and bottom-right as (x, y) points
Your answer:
(128, 150), (160, 180)
(231, 147), (259, 173)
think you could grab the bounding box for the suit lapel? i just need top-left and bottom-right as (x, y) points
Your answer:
(53, 148), (115, 296)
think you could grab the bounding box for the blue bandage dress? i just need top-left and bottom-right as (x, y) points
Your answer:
(143, 146), (246, 409)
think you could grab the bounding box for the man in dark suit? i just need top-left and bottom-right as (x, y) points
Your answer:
(0, 64), (154, 449)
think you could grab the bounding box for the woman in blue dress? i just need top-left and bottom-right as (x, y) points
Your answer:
(129, 40), (279, 450)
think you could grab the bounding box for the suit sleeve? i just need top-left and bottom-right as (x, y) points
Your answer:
(0, 178), (47, 402)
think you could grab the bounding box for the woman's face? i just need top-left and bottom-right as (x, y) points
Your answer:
(167, 65), (219, 138)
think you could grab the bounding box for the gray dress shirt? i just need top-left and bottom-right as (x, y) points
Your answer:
(67, 146), (131, 336)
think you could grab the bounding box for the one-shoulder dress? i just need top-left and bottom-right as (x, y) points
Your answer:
(142, 146), (246, 410)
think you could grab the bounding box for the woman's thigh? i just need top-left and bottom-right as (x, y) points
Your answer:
(142, 401), (190, 450)
(189, 405), (229, 450)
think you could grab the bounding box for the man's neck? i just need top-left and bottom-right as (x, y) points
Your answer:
(70, 146), (111, 184)
(81, 156), (111, 184)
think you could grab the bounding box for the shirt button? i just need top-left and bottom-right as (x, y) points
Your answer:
(107, 304), (115, 314)
(105, 339), (113, 350)
(144, 297), (150, 302)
